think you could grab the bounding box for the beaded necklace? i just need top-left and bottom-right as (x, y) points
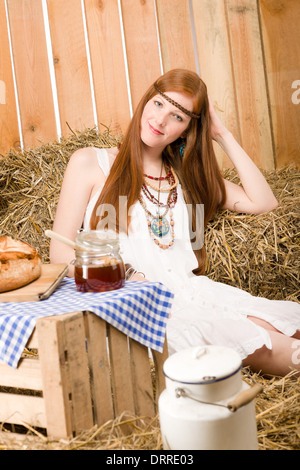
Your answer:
(141, 168), (178, 207)
(144, 167), (172, 181)
(139, 163), (177, 249)
(144, 165), (178, 192)
(141, 184), (177, 209)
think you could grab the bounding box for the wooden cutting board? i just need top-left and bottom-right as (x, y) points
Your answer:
(0, 263), (69, 302)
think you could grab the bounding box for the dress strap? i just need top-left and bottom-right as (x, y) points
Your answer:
(94, 148), (111, 176)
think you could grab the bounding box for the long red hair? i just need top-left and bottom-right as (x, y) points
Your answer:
(90, 69), (226, 274)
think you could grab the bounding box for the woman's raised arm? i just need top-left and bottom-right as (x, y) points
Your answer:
(208, 98), (278, 214)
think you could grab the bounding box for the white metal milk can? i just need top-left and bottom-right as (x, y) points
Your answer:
(158, 345), (262, 450)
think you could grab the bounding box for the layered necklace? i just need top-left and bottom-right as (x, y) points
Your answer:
(138, 162), (178, 249)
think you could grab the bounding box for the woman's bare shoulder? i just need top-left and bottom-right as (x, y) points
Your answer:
(68, 146), (99, 165)
(66, 147), (102, 177)
(66, 146), (119, 183)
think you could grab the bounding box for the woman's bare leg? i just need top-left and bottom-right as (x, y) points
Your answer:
(248, 315), (300, 339)
(243, 327), (300, 376)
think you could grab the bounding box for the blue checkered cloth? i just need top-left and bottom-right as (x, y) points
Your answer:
(0, 278), (173, 368)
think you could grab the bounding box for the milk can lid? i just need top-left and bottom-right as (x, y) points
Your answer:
(163, 346), (242, 384)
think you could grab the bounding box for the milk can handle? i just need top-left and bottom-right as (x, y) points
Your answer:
(227, 383), (263, 412)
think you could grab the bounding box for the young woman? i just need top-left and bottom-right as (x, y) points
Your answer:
(50, 69), (300, 376)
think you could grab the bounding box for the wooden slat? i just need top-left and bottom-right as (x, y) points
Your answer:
(226, 0), (274, 170)
(6, 0), (57, 149)
(259, 0), (300, 168)
(156, 0), (197, 72)
(36, 311), (93, 438)
(84, 313), (114, 425)
(108, 324), (135, 417)
(84, 0), (131, 134)
(46, 0), (95, 136)
(26, 329), (38, 349)
(129, 338), (155, 417)
(0, 392), (46, 428)
(192, 0), (239, 168)
(0, 0), (20, 153)
(120, 0), (162, 110)
(0, 358), (42, 390)
(152, 340), (168, 400)
(36, 314), (72, 438)
(61, 311), (94, 433)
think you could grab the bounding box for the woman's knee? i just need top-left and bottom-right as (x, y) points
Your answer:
(247, 316), (280, 333)
(243, 333), (300, 376)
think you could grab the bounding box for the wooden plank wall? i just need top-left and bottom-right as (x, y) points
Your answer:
(0, 0), (299, 169)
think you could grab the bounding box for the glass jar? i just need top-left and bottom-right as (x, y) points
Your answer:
(74, 230), (125, 293)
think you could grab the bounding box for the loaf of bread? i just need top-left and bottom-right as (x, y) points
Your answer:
(0, 236), (42, 293)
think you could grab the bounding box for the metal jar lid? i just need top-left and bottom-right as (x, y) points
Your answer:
(75, 229), (120, 252)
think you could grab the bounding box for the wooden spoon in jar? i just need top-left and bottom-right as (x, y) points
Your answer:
(45, 229), (89, 252)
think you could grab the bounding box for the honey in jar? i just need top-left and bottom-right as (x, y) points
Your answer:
(74, 230), (125, 293)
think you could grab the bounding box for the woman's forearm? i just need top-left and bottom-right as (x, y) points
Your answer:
(217, 130), (278, 213)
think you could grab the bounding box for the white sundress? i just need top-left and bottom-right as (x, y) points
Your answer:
(84, 148), (300, 359)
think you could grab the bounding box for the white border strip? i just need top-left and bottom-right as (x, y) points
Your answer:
(117, 0), (133, 117)
(189, 0), (200, 76)
(4, 0), (23, 149)
(81, 0), (98, 129)
(41, 0), (61, 139)
(153, 0), (164, 75)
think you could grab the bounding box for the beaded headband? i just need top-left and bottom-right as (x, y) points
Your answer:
(154, 83), (200, 119)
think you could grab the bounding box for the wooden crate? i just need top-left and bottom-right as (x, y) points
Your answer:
(0, 311), (167, 439)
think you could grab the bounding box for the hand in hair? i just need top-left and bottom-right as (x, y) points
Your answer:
(207, 95), (229, 142)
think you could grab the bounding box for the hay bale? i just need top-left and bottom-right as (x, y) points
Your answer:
(0, 129), (298, 302)
(0, 127), (121, 261)
(206, 166), (300, 301)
